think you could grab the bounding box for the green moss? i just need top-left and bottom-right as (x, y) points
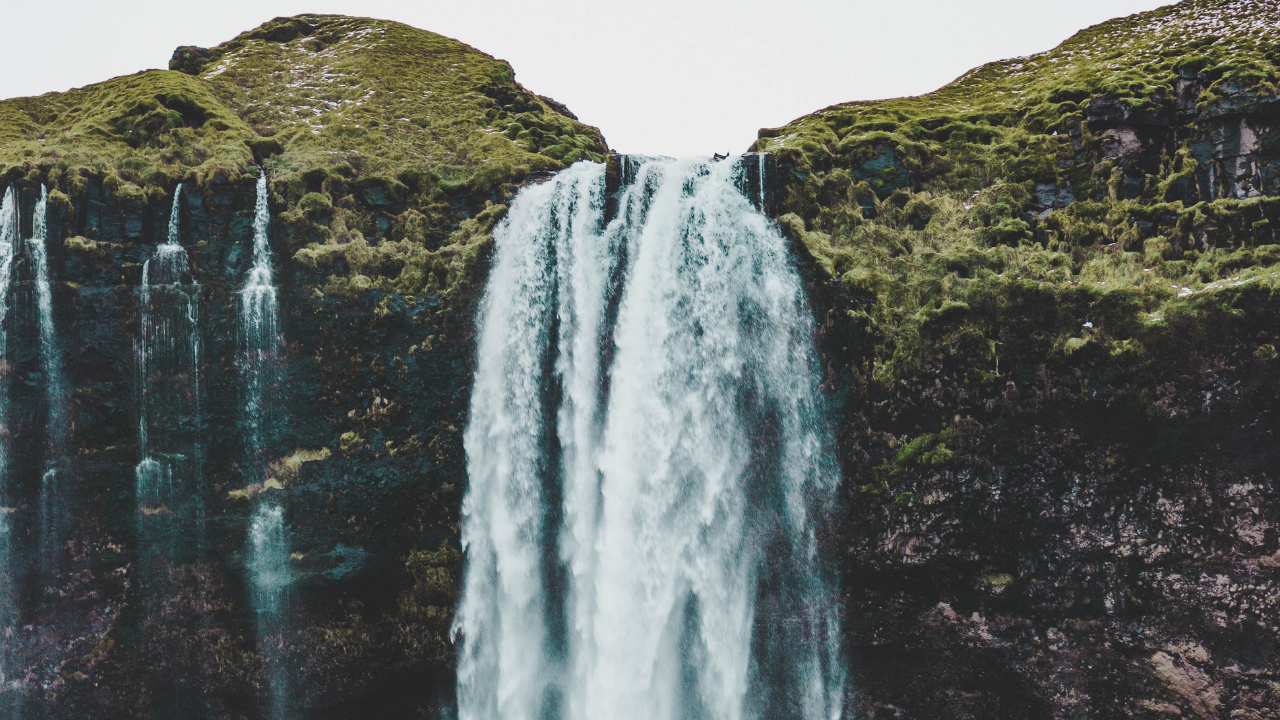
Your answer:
(394, 540), (462, 665)
(64, 235), (112, 263)
(767, 0), (1280, 389)
(0, 14), (606, 302)
(402, 541), (461, 613)
(0, 70), (254, 182)
(192, 15), (604, 181)
(895, 434), (934, 464)
(339, 431), (367, 456)
(293, 199), (502, 299)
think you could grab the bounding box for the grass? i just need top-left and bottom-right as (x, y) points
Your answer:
(757, 0), (1280, 389)
(0, 70), (256, 189)
(784, 187), (1280, 388)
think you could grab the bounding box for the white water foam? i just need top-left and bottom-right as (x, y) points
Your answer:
(30, 186), (71, 574)
(457, 156), (843, 720)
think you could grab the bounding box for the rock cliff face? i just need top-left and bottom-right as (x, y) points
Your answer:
(0, 1), (1278, 718)
(755, 0), (1280, 717)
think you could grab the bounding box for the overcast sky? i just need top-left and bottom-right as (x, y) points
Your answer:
(2, 0), (1173, 156)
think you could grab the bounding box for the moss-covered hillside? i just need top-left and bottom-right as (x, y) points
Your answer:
(0, 14), (605, 297)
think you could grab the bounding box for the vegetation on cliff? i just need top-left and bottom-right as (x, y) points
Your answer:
(757, 0), (1280, 386)
(0, 14), (607, 299)
(2, 1), (1277, 716)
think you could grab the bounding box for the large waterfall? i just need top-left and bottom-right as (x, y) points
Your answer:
(456, 156), (844, 720)
(240, 171), (291, 718)
(135, 183), (202, 539)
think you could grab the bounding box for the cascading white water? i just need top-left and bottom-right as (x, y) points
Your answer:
(239, 171), (290, 718)
(135, 184), (201, 528)
(240, 171), (280, 471)
(31, 186), (62, 411)
(248, 502), (291, 720)
(756, 153), (766, 210)
(456, 156), (844, 720)
(168, 182), (183, 244)
(0, 188), (17, 374)
(0, 188), (19, 692)
(30, 186), (71, 574)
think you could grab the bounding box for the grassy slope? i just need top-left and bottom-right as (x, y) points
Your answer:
(0, 13), (607, 297)
(197, 14), (605, 179)
(763, 0), (1278, 143)
(754, 0), (1280, 387)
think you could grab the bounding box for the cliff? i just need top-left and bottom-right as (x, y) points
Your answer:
(754, 0), (1280, 717)
(0, 1), (1277, 717)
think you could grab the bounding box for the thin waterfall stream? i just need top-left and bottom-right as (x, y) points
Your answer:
(248, 504), (289, 720)
(241, 171), (280, 470)
(31, 187), (70, 575)
(135, 183), (202, 549)
(0, 189), (18, 696)
(456, 156), (843, 720)
(240, 171), (290, 719)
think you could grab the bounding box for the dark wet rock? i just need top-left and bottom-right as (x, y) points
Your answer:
(854, 146), (910, 198)
(169, 45), (210, 75)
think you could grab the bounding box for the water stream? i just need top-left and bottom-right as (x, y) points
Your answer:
(456, 156), (843, 720)
(240, 171), (290, 718)
(135, 184), (202, 546)
(248, 503), (290, 720)
(31, 187), (69, 576)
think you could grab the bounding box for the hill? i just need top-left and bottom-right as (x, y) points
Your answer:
(0, 14), (606, 297)
(754, 2), (1280, 717)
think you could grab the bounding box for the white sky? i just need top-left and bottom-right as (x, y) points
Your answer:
(1, 0), (1174, 157)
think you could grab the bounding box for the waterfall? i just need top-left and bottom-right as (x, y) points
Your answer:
(135, 184), (201, 541)
(240, 171), (279, 472)
(168, 181), (182, 244)
(31, 186), (70, 574)
(757, 153), (766, 209)
(239, 171), (289, 718)
(0, 188), (18, 693)
(456, 156), (844, 720)
(248, 502), (291, 720)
